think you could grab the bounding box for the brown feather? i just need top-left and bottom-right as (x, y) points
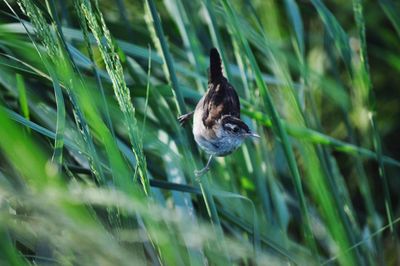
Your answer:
(202, 49), (240, 128)
(202, 81), (240, 128)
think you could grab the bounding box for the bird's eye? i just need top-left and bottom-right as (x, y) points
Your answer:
(233, 126), (239, 133)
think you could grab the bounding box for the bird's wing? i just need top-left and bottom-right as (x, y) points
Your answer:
(202, 80), (240, 128)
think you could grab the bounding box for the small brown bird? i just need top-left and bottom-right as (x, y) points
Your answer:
(178, 48), (259, 176)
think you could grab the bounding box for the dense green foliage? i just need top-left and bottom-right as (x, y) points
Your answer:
(0, 0), (399, 265)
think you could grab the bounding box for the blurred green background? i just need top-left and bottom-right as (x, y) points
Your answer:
(0, 0), (399, 265)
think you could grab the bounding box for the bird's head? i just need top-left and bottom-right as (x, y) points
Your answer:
(220, 116), (259, 140)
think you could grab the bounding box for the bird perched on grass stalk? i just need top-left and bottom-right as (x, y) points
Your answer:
(178, 48), (259, 176)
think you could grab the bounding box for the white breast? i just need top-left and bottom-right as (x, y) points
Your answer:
(192, 98), (244, 156)
(193, 98), (215, 153)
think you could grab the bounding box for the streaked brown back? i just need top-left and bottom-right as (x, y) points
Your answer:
(202, 48), (241, 128)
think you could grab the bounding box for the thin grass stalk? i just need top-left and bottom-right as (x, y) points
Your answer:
(33, 1), (68, 168)
(218, 208), (303, 264)
(10, 0), (107, 182)
(5, 109), (79, 151)
(141, 47), (152, 142)
(231, 38), (250, 95)
(14, 0), (126, 227)
(58, 0), (71, 26)
(79, 0), (150, 194)
(202, 0), (234, 82)
(282, 1), (364, 262)
(323, 23), (381, 264)
(13, 0), (66, 168)
(238, 1), (302, 234)
(225, 3), (273, 235)
(213, 191), (260, 259)
(116, 0), (134, 39)
(48, 68), (65, 166)
(144, 0), (223, 225)
(219, 3), (359, 264)
(378, 0), (400, 38)
(352, 0), (396, 236)
(217, 26), (264, 242)
(165, 0), (205, 92)
(251, 146), (274, 221)
(324, 34), (386, 250)
(283, 0), (307, 110)
(307, 88), (373, 263)
(220, 0), (318, 256)
(283, 0), (304, 60)
(241, 107), (400, 168)
(144, 2), (232, 262)
(73, 0), (115, 139)
(146, 44), (205, 264)
(311, 0), (353, 76)
(145, 0), (185, 114)
(0, 228), (28, 266)
(322, 216), (400, 265)
(143, 1), (196, 152)
(15, 73), (30, 128)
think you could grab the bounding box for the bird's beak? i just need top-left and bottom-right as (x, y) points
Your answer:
(247, 132), (260, 138)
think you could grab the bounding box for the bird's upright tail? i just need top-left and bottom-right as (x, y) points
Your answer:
(209, 48), (223, 82)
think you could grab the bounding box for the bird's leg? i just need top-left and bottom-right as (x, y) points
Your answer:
(194, 155), (213, 177)
(178, 111), (194, 126)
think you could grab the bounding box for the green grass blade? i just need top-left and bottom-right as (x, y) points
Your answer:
(144, 1), (225, 249)
(79, 0), (150, 194)
(242, 107), (400, 168)
(12, 0), (106, 182)
(164, 0), (206, 92)
(202, 0), (234, 82)
(48, 68), (66, 166)
(145, 0), (186, 114)
(12, 0), (66, 168)
(73, 0), (115, 138)
(220, 0), (318, 258)
(15, 73), (30, 126)
(0, 228), (28, 265)
(283, 0), (304, 58)
(353, 0), (396, 236)
(379, 0), (400, 37)
(310, 0), (352, 75)
(323, 216), (400, 265)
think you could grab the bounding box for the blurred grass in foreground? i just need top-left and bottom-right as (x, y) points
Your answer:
(0, 0), (400, 265)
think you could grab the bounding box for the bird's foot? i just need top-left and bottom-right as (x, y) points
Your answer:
(178, 112), (194, 126)
(194, 166), (210, 179)
(194, 155), (213, 181)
